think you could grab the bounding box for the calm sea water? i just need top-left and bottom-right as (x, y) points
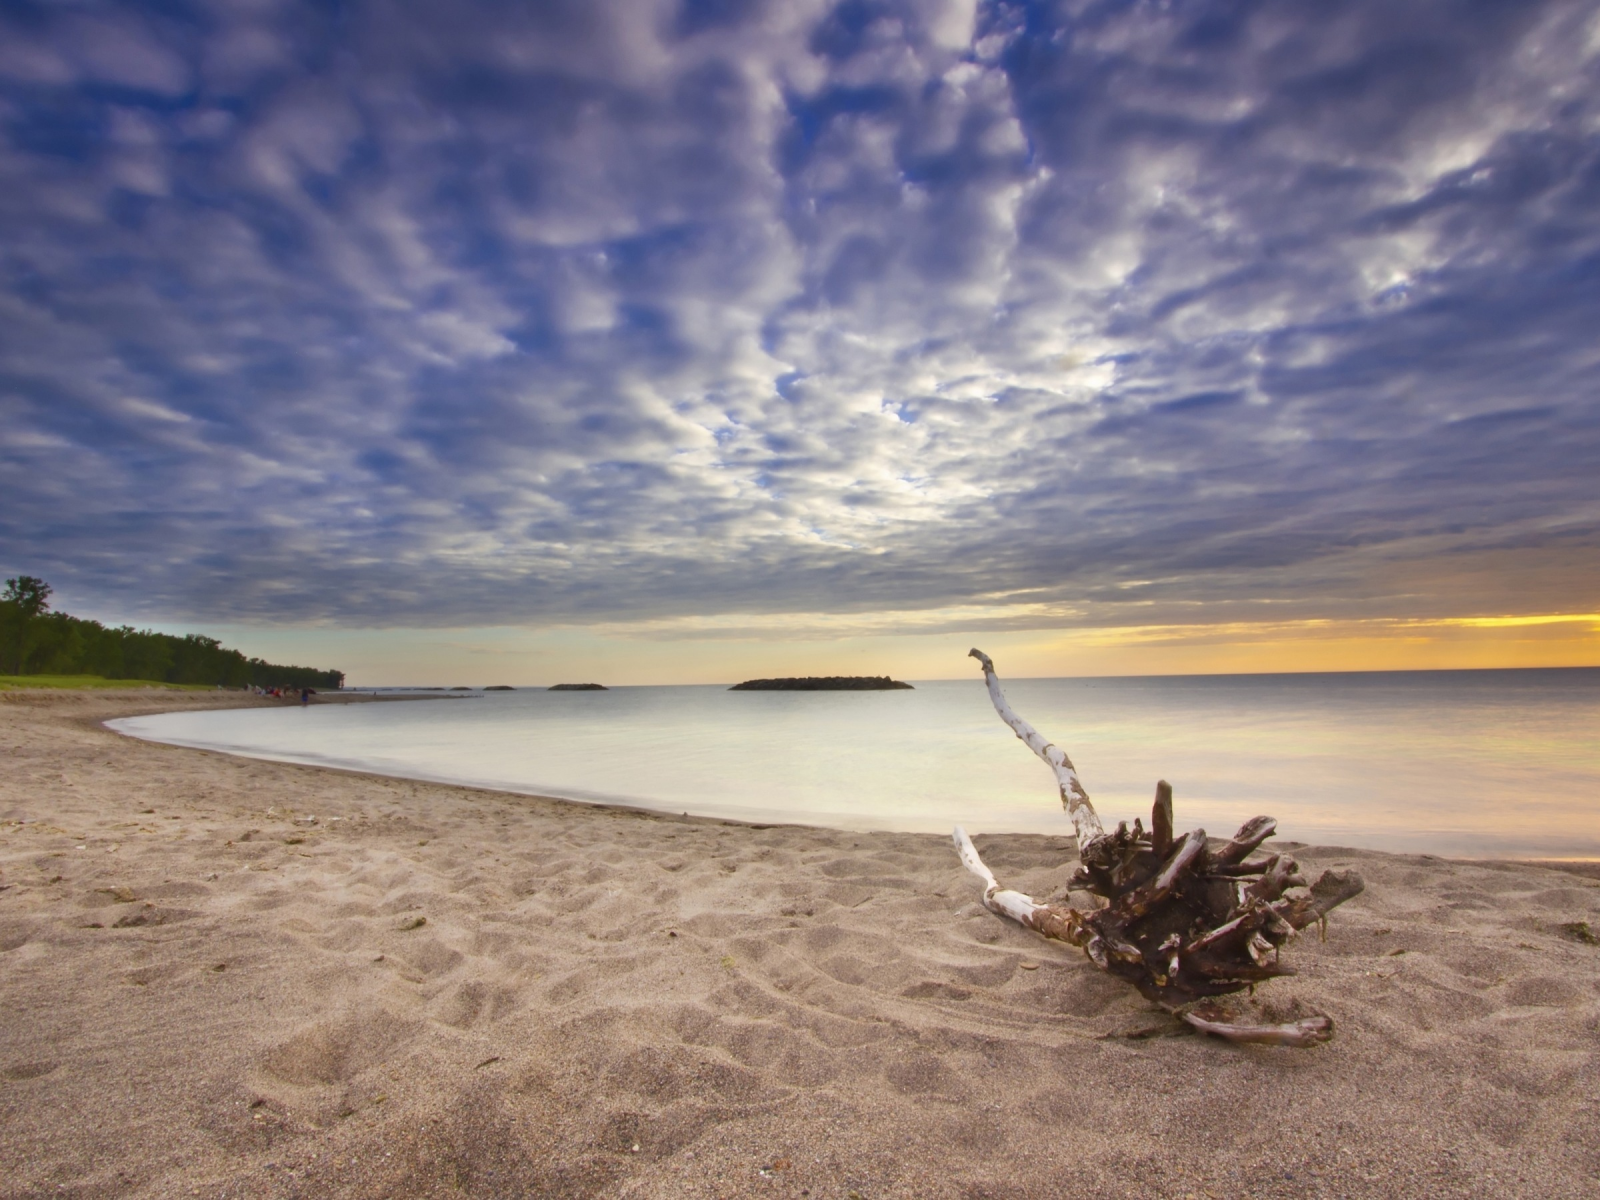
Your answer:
(108, 670), (1600, 859)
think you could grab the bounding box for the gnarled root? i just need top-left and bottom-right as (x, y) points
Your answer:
(954, 649), (1364, 1044)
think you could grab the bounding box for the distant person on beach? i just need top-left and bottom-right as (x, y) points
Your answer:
(300, 688), (310, 706)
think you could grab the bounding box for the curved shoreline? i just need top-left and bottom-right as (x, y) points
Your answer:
(96, 686), (1600, 860)
(89, 714), (1600, 867)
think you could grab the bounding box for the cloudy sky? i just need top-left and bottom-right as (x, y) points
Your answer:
(2, 0), (1598, 683)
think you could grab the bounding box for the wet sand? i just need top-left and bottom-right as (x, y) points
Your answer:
(2, 689), (1597, 1199)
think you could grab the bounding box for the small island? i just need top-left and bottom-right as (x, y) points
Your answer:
(549, 683), (608, 691)
(484, 685), (516, 691)
(730, 676), (913, 691)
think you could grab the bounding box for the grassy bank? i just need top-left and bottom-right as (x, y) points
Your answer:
(0, 674), (220, 691)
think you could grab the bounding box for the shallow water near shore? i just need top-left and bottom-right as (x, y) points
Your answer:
(109, 668), (1600, 859)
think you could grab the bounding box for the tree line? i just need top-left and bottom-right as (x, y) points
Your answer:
(0, 576), (344, 689)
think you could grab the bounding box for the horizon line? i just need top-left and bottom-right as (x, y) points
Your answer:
(342, 661), (1600, 689)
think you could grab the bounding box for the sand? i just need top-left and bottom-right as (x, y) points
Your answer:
(1, 690), (1598, 1200)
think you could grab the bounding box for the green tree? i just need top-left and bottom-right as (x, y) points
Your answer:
(0, 577), (342, 687)
(0, 600), (24, 673)
(2, 575), (51, 617)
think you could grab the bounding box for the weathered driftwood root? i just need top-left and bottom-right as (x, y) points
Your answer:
(955, 648), (1364, 1046)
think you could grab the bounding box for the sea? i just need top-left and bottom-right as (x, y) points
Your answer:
(107, 669), (1600, 860)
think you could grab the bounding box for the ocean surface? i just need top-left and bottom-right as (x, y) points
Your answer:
(108, 669), (1600, 860)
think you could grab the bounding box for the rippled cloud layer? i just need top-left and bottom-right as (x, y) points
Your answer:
(3, 0), (1597, 636)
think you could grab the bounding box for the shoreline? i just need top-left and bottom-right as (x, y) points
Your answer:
(2, 689), (1598, 1198)
(103, 690), (1600, 865)
(103, 727), (1600, 872)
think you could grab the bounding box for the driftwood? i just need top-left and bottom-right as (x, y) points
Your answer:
(954, 649), (1363, 1045)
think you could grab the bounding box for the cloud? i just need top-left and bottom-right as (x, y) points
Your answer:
(0, 0), (1596, 637)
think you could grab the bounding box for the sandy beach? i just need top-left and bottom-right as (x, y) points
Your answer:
(2, 690), (1598, 1200)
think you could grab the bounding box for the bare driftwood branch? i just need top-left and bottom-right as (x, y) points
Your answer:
(967, 648), (1104, 851)
(954, 648), (1364, 1045)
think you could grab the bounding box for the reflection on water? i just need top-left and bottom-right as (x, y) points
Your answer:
(109, 668), (1600, 859)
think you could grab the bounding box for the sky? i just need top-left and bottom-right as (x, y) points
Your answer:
(2, 0), (1598, 685)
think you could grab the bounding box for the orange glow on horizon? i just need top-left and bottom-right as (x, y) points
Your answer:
(1018, 612), (1600, 678)
(231, 609), (1600, 687)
